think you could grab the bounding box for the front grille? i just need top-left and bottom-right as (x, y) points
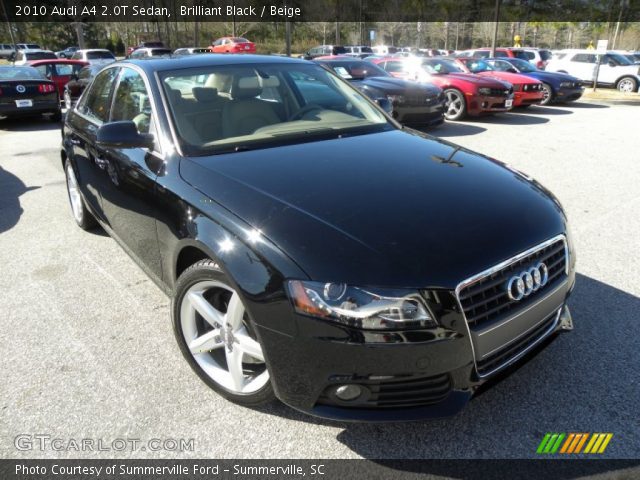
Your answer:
(476, 309), (559, 376)
(488, 87), (512, 96)
(457, 237), (567, 328)
(318, 373), (452, 409)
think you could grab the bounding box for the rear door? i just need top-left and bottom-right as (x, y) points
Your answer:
(567, 53), (596, 81)
(65, 66), (120, 219)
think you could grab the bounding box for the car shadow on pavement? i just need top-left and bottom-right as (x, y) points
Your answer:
(427, 123), (487, 137)
(523, 105), (573, 115)
(569, 101), (610, 109)
(331, 273), (639, 460)
(0, 116), (61, 131)
(0, 166), (40, 235)
(472, 113), (550, 126)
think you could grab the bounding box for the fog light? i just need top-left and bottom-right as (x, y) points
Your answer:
(335, 384), (362, 401)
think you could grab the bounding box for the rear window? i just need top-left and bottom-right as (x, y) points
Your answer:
(151, 49), (172, 56)
(539, 50), (552, 60)
(232, 38), (249, 43)
(26, 52), (57, 60)
(87, 51), (115, 60)
(512, 50), (532, 60)
(0, 66), (45, 80)
(332, 46), (347, 55)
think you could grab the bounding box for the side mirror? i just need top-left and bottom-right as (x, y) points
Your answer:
(97, 121), (154, 149)
(376, 97), (393, 114)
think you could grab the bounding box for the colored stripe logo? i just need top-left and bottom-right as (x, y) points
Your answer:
(537, 433), (613, 454)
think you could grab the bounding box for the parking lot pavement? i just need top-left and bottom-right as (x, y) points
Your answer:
(0, 101), (639, 460)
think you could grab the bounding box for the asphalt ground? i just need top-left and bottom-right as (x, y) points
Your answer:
(0, 100), (639, 460)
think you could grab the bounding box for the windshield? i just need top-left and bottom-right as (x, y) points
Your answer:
(87, 51), (115, 60)
(495, 58), (536, 72)
(465, 59), (494, 73)
(326, 61), (389, 79)
(421, 58), (466, 74)
(0, 66), (45, 80)
(232, 38), (249, 43)
(151, 49), (173, 56)
(161, 63), (391, 156)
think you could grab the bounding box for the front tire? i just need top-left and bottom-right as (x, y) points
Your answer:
(443, 89), (466, 121)
(616, 76), (638, 93)
(540, 83), (553, 105)
(172, 260), (275, 406)
(64, 159), (97, 230)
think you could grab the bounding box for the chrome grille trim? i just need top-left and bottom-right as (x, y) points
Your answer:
(454, 234), (567, 377)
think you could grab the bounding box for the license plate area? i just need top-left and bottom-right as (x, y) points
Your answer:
(16, 99), (33, 108)
(505, 99), (513, 108)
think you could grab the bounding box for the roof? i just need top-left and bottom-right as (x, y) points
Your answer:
(76, 49), (112, 53)
(122, 54), (309, 73)
(27, 59), (88, 65)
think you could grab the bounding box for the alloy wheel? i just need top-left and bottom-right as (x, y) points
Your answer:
(617, 78), (636, 93)
(66, 164), (84, 223)
(444, 90), (465, 120)
(540, 83), (553, 105)
(179, 280), (269, 394)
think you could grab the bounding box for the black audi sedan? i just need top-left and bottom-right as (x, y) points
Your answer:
(315, 57), (445, 127)
(62, 55), (575, 421)
(0, 66), (61, 121)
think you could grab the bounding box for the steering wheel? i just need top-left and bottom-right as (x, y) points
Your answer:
(288, 103), (324, 121)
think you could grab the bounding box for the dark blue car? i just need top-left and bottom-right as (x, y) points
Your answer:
(487, 57), (584, 105)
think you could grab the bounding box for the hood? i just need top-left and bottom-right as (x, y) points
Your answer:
(477, 71), (540, 85)
(181, 130), (566, 289)
(528, 70), (581, 83)
(442, 72), (511, 88)
(355, 76), (442, 96)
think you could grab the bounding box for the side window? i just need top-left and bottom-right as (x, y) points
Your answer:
(79, 67), (91, 80)
(384, 61), (405, 73)
(572, 54), (596, 63)
(495, 51), (508, 57)
(78, 68), (119, 123)
(110, 68), (153, 134)
(71, 52), (81, 60)
(34, 64), (52, 78)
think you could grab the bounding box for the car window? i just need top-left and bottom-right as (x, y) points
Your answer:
(383, 60), (405, 73)
(33, 64), (53, 77)
(77, 67), (119, 124)
(110, 67), (152, 134)
(87, 51), (115, 60)
(539, 50), (553, 61)
(572, 53), (596, 63)
(78, 67), (92, 80)
(71, 52), (82, 60)
(54, 64), (77, 76)
(495, 51), (509, 57)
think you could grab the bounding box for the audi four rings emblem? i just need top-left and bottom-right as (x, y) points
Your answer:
(507, 263), (549, 301)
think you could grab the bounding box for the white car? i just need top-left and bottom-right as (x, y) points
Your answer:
(70, 49), (116, 66)
(12, 49), (57, 65)
(546, 49), (640, 92)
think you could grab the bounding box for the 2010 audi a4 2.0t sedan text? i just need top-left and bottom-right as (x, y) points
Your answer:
(61, 55), (576, 421)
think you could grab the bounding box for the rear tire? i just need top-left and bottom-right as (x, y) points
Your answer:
(172, 259), (275, 407)
(64, 159), (97, 230)
(616, 77), (638, 93)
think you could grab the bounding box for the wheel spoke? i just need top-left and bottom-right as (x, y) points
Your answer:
(225, 292), (244, 330)
(188, 291), (224, 327)
(236, 327), (264, 362)
(188, 329), (223, 354)
(225, 346), (245, 391)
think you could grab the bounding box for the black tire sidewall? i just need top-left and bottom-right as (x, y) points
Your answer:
(171, 260), (275, 406)
(64, 159), (96, 230)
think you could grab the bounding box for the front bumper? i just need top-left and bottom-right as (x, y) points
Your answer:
(256, 279), (574, 422)
(555, 86), (584, 102)
(514, 90), (545, 106)
(467, 94), (513, 116)
(395, 101), (446, 127)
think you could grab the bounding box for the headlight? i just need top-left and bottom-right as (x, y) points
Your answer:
(287, 280), (437, 330)
(559, 81), (573, 88)
(477, 87), (492, 95)
(387, 94), (404, 105)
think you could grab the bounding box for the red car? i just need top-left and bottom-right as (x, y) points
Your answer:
(25, 59), (88, 100)
(455, 57), (544, 107)
(372, 57), (514, 120)
(209, 37), (256, 54)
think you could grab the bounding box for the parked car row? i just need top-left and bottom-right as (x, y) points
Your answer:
(58, 53), (577, 422)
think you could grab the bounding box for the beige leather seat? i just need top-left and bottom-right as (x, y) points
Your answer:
(222, 76), (281, 138)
